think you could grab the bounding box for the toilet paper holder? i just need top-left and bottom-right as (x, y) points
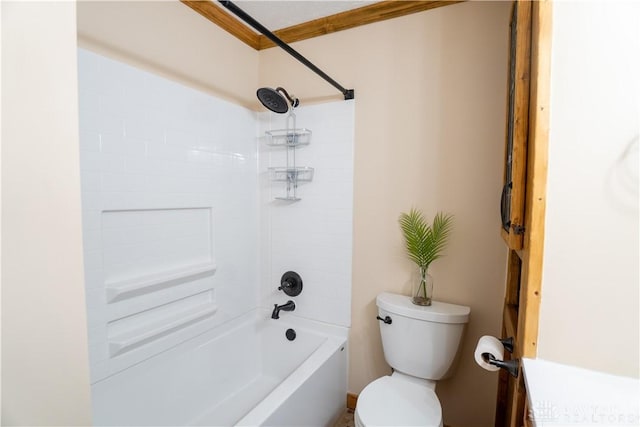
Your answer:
(482, 336), (518, 377)
(481, 353), (519, 377)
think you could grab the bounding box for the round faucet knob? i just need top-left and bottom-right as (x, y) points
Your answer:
(279, 271), (303, 296)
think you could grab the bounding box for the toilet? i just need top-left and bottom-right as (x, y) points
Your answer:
(355, 292), (470, 427)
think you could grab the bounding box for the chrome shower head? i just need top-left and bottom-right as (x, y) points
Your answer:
(256, 87), (299, 113)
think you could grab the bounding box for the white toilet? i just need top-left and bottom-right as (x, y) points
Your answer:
(355, 292), (470, 427)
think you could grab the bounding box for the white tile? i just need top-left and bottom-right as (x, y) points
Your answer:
(81, 191), (102, 211)
(100, 153), (125, 173)
(82, 228), (102, 252)
(85, 287), (107, 310)
(83, 251), (103, 279)
(77, 49), (268, 383)
(101, 173), (147, 192)
(123, 117), (165, 143)
(78, 110), (101, 134)
(88, 342), (109, 364)
(79, 88), (101, 115)
(100, 133), (148, 158)
(77, 49), (102, 93)
(100, 115), (126, 138)
(146, 144), (185, 161)
(89, 360), (109, 385)
(84, 267), (104, 289)
(80, 170), (101, 192)
(259, 100), (354, 326)
(99, 85), (125, 116)
(82, 210), (102, 231)
(165, 128), (199, 147)
(123, 157), (150, 175)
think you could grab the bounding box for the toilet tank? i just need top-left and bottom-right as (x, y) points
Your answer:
(376, 292), (470, 380)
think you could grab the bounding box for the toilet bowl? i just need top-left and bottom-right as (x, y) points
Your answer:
(355, 374), (442, 427)
(355, 292), (470, 427)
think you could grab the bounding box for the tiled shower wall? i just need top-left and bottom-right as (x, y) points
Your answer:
(78, 48), (354, 389)
(77, 49), (259, 382)
(258, 102), (355, 327)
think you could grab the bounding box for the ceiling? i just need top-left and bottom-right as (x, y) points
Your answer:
(231, 1), (379, 32)
(181, 1), (464, 50)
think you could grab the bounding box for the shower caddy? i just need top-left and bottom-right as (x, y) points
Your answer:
(266, 111), (313, 201)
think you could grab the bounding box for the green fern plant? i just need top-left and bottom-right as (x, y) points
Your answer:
(399, 208), (454, 304)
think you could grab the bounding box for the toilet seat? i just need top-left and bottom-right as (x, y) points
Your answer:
(355, 376), (442, 427)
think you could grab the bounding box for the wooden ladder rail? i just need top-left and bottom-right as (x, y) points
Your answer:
(495, 1), (552, 426)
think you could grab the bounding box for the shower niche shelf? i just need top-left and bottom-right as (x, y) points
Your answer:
(105, 262), (217, 303)
(108, 304), (218, 357)
(265, 128), (312, 147)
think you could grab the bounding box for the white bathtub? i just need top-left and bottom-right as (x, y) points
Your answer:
(91, 309), (348, 426)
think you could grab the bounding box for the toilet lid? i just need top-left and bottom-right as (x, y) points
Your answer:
(356, 376), (442, 427)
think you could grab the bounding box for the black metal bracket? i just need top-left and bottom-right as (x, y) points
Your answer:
(511, 224), (525, 235)
(500, 181), (512, 231)
(499, 337), (514, 353)
(376, 315), (392, 325)
(482, 353), (519, 378)
(218, 1), (355, 101)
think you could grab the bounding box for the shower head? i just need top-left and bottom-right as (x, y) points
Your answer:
(257, 87), (299, 114)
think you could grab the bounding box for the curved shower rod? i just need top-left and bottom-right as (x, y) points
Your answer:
(218, 0), (355, 101)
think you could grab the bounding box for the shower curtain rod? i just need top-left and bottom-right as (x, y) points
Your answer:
(218, 0), (355, 100)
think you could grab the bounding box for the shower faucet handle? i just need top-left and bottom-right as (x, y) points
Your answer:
(278, 271), (303, 297)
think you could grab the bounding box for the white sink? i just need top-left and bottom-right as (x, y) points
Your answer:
(522, 358), (639, 426)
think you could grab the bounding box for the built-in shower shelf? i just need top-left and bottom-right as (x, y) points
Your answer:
(268, 167), (314, 183)
(108, 304), (218, 357)
(105, 262), (217, 303)
(265, 128), (312, 147)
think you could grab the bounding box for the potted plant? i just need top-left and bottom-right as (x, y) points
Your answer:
(399, 208), (454, 306)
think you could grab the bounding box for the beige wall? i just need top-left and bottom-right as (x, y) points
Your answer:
(77, 1), (259, 108)
(1, 2), (92, 425)
(538, 1), (639, 378)
(260, 3), (510, 425)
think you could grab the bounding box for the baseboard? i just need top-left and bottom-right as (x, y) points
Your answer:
(347, 392), (358, 410)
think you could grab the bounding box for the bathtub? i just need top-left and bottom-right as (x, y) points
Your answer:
(91, 309), (348, 426)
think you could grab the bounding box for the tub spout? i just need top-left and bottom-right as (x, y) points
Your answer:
(271, 300), (295, 319)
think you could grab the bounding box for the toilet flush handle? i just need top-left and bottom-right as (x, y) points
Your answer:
(376, 315), (392, 325)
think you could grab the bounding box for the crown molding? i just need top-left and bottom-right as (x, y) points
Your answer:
(182, 0), (465, 51)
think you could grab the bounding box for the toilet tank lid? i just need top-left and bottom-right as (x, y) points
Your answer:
(376, 292), (470, 324)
